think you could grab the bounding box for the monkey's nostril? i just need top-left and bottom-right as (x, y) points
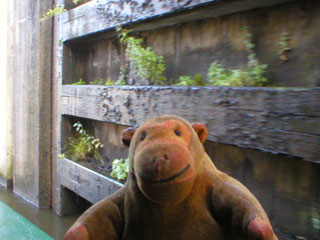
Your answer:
(152, 155), (168, 164)
(152, 157), (158, 164)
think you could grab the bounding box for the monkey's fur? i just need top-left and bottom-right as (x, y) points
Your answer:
(64, 115), (278, 240)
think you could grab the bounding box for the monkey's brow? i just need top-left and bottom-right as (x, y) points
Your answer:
(143, 119), (191, 131)
(142, 119), (176, 130)
(135, 138), (191, 154)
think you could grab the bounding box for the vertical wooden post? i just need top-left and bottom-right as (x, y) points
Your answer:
(52, 0), (81, 215)
(11, 0), (53, 207)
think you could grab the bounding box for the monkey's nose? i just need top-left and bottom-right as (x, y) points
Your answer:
(152, 155), (169, 178)
(152, 155), (168, 165)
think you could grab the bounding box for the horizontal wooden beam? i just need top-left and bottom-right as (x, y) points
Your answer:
(61, 85), (320, 162)
(61, 0), (296, 42)
(60, 158), (123, 204)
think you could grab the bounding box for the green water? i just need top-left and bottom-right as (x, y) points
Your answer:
(0, 201), (53, 240)
(0, 186), (80, 240)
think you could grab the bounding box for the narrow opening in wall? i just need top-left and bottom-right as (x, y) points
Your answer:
(61, 115), (129, 183)
(62, 187), (93, 213)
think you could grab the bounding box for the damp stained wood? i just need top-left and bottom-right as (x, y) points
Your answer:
(61, 0), (296, 42)
(61, 85), (320, 163)
(60, 158), (123, 204)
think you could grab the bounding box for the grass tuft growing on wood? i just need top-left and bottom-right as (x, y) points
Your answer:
(62, 122), (104, 164)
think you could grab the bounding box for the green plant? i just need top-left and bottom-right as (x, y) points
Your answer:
(207, 61), (268, 87)
(41, 5), (67, 22)
(278, 32), (291, 62)
(207, 26), (268, 87)
(116, 66), (128, 85)
(115, 79), (126, 85)
(110, 158), (130, 181)
(105, 78), (115, 86)
(242, 26), (257, 67)
(117, 27), (166, 85)
(63, 122), (104, 164)
(89, 78), (105, 85)
(41, 0), (81, 22)
(58, 39), (63, 47)
(207, 61), (230, 86)
(175, 74), (206, 86)
(71, 78), (86, 85)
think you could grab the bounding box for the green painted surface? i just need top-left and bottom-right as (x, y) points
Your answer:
(0, 201), (53, 240)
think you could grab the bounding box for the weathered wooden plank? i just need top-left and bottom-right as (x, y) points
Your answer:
(52, 0), (78, 215)
(62, 0), (296, 42)
(205, 141), (320, 240)
(12, 0), (53, 208)
(60, 158), (123, 204)
(61, 85), (320, 162)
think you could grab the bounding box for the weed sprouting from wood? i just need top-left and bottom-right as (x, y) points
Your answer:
(175, 74), (206, 86)
(111, 158), (130, 181)
(207, 26), (269, 87)
(62, 122), (104, 164)
(41, 5), (67, 22)
(71, 78), (86, 85)
(117, 27), (166, 85)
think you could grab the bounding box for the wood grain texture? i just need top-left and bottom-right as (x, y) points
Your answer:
(205, 141), (320, 240)
(61, 0), (296, 42)
(52, 0), (78, 215)
(60, 158), (123, 204)
(62, 1), (320, 88)
(11, 0), (53, 207)
(61, 85), (320, 162)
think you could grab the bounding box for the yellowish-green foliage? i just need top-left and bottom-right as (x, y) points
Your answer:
(41, 5), (66, 22)
(175, 74), (206, 86)
(116, 66), (128, 85)
(72, 77), (127, 86)
(105, 78), (115, 86)
(117, 27), (166, 85)
(207, 61), (268, 87)
(111, 158), (130, 181)
(63, 122), (104, 164)
(71, 78), (86, 85)
(89, 78), (105, 85)
(41, 1), (81, 22)
(115, 79), (126, 85)
(68, 26), (269, 87)
(278, 32), (291, 61)
(207, 26), (269, 87)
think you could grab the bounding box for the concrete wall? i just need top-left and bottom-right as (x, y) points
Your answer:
(0, 0), (13, 188)
(11, 0), (53, 207)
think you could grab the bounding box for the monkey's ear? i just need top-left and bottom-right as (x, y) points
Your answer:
(122, 127), (137, 147)
(191, 123), (208, 143)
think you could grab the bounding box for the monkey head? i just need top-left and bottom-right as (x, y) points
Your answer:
(122, 115), (208, 204)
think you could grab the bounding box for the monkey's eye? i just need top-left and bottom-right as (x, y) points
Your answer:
(140, 132), (146, 141)
(174, 129), (181, 136)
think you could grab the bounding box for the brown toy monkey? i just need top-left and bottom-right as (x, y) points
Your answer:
(64, 115), (278, 240)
